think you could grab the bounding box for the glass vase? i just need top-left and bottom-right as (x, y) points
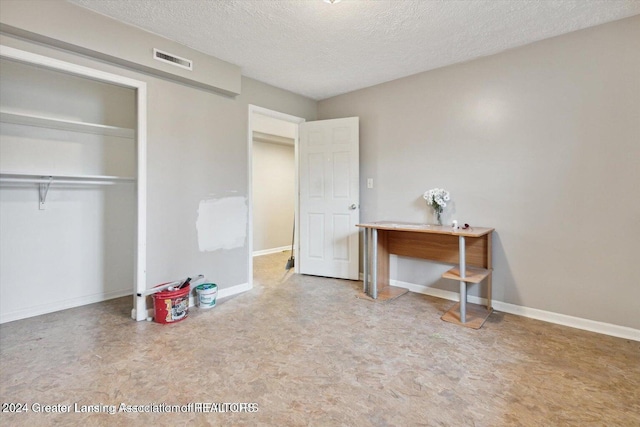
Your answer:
(435, 209), (442, 226)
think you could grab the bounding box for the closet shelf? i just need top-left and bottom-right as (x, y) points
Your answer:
(0, 172), (135, 185)
(0, 111), (135, 139)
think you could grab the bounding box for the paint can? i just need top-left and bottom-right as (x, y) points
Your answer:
(153, 284), (190, 324)
(195, 283), (218, 309)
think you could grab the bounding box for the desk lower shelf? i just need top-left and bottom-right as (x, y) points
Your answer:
(442, 302), (493, 329)
(356, 285), (408, 302)
(442, 266), (491, 283)
(442, 265), (493, 327)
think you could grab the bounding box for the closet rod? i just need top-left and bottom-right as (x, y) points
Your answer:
(0, 176), (135, 209)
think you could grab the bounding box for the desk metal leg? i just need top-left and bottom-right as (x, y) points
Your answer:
(371, 228), (378, 299)
(363, 228), (369, 294)
(459, 235), (467, 323)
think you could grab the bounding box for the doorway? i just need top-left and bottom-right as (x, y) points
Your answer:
(247, 105), (304, 289)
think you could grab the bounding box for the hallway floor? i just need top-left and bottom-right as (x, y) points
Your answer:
(1, 251), (638, 426)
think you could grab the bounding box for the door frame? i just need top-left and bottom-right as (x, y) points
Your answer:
(247, 105), (305, 288)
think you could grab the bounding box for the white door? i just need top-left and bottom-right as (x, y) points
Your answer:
(299, 117), (359, 280)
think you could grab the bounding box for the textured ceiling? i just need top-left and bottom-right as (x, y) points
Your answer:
(68, 0), (640, 100)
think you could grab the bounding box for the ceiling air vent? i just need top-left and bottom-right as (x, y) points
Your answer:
(153, 48), (193, 71)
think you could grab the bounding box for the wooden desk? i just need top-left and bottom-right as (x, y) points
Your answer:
(357, 221), (494, 328)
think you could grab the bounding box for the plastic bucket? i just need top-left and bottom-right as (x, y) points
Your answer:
(153, 284), (190, 324)
(195, 283), (218, 309)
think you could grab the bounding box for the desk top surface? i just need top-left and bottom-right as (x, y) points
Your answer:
(357, 221), (494, 237)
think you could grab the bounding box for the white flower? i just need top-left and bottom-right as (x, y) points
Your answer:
(423, 187), (450, 211)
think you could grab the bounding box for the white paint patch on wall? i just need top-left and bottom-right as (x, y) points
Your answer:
(196, 196), (247, 251)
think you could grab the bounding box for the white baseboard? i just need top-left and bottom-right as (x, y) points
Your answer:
(1, 288), (132, 324)
(253, 246), (290, 257)
(390, 279), (640, 342)
(217, 282), (252, 299)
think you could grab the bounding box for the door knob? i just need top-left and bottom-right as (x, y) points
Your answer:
(349, 204), (358, 210)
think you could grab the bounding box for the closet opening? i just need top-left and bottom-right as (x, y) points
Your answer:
(0, 45), (147, 323)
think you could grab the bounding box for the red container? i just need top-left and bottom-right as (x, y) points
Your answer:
(153, 284), (190, 324)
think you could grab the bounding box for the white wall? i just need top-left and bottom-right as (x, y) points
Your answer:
(318, 16), (640, 330)
(252, 139), (295, 254)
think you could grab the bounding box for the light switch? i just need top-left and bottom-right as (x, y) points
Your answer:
(367, 178), (373, 189)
